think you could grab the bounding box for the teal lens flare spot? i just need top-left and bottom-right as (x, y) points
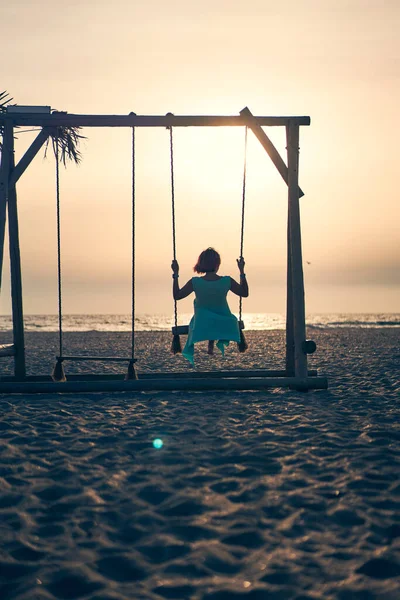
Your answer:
(153, 438), (163, 449)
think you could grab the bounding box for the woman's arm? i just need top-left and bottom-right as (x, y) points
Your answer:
(172, 259), (194, 300)
(230, 276), (249, 297)
(174, 279), (194, 300)
(230, 257), (249, 297)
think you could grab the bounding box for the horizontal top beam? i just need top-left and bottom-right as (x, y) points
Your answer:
(0, 112), (310, 128)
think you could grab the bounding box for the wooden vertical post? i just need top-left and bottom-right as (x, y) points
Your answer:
(7, 122), (26, 379)
(286, 122), (307, 379)
(0, 122), (12, 290)
(285, 210), (295, 376)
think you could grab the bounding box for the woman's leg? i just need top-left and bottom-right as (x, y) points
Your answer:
(208, 340), (215, 355)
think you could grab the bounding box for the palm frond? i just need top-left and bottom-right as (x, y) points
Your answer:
(45, 125), (86, 166)
(1, 94), (86, 165)
(0, 90), (14, 149)
(0, 90), (13, 111)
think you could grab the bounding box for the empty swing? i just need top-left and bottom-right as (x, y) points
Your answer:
(52, 129), (138, 382)
(169, 125), (249, 354)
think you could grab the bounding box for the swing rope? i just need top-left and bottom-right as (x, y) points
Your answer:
(52, 129), (138, 381)
(169, 124), (249, 354)
(131, 127), (136, 359)
(55, 138), (63, 355)
(237, 126), (249, 352)
(238, 125), (248, 325)
(169, 124), (182, 354)
(126, 126), (138, 378)
(52, 135), (67, 381)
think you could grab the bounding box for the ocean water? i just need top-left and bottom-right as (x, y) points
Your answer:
(0, 313), (398, 332)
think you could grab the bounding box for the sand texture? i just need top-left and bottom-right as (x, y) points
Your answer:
(0, 328), (399, 599)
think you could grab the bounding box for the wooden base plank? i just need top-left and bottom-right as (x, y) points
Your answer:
(0, 369), (318, 383)
(0, 376), (328, 394)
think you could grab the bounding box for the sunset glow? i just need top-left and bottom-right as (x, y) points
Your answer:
(1, 0), (398, 315)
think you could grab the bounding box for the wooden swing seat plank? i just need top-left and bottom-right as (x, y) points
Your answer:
(172, 320), (245, 336)
(0, 376), (328, 394)
(57, 355), (136, 363)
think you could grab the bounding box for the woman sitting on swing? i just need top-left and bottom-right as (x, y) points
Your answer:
(171, 247), (249, 365)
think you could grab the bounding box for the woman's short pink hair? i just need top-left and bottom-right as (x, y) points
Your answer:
(193, 248), (221, 273)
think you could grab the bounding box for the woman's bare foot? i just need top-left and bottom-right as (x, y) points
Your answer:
(208, 340), (215, 355)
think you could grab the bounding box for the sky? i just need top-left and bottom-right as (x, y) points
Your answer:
(1, 0), (399, 315)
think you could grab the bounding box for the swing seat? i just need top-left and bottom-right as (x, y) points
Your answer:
(56, 355), (137, 363)
(52, 356), (138, 383)
(172, 320), (245, 337)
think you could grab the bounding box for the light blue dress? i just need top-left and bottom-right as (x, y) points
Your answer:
(182, 276), (240, 365)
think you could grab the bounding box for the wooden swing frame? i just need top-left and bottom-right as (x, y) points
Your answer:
(0, 106), (327, 393)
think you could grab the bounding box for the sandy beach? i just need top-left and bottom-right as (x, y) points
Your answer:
(0, 328), (399, 599)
